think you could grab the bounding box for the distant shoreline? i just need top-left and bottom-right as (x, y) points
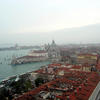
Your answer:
(0, 46), (41, 51)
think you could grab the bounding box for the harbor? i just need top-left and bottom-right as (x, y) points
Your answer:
(0, 49), (50, 81)
(0, 40), (58, 81)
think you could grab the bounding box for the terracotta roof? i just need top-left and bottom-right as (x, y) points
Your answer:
(14, 62), (100, 100)
(17, 56), (45, 59)
(32, 50), (47, 53)
(78, 54), (98, 57)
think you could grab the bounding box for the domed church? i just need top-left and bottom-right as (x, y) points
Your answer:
(45, 40), (61, 62)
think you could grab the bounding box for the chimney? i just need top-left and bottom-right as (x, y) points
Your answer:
(79, 86), (82, 91)
(74, 90), (77, 96)
(67, 96), (70, 100)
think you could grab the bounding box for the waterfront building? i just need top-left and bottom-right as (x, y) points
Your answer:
(11, 50), (48, 65)
(11, 56), (48, 65)
(28, 50), (48, 58)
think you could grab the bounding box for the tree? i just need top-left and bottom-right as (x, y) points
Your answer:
(35, 78), (44, 87)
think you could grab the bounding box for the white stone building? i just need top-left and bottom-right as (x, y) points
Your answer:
(28, 50), (48, 58)
(46, 40), (61, 61)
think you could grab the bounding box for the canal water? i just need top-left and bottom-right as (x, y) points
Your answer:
(0, 49), (50, 81)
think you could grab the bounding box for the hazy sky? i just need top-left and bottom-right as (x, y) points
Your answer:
(0, 0), (100, 45)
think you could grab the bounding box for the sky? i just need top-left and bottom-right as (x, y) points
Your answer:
(0, 0), (100, 45)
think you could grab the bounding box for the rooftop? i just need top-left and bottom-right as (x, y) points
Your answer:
(14, 62), (100, 100)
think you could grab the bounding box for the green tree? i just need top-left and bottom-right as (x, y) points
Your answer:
(35, 78), (44, 87)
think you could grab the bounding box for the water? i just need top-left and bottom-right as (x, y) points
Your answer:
(0, 49), (50, 81)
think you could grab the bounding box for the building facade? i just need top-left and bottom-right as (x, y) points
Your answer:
(46, 40), (61, 62)
(77, 54), (98, 66)
(28, 50), (48, 58)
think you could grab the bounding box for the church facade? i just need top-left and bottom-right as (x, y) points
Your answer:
(45, 40), (61, 62)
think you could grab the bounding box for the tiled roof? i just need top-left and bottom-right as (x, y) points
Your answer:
(32, 50), (47, 53)
(14, 59), (100, 100)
